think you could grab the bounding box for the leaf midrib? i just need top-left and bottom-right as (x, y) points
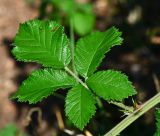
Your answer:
(84, 33), (107, 77)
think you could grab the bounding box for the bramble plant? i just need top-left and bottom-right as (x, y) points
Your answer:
(12, 19), (136, 129)
(12, 19), (160, 135)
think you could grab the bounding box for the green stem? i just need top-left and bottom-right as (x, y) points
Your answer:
(65, 67), (88, 89)
(70, 18), (77, 75)
(65, 66), (133, 113)
(109, 101), (134, 113)
(96, 97), (103, 109)
(104, 92), (160, 136)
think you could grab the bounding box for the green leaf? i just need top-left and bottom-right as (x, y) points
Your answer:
(12, 20), (70, 68)
(73, 11), (95, 35)
(76, 2), (93, 13)
(75, 27), (123, 78)
(13, 69), (76, 104)
(52, 0), (95, 35)
(65, 84), (96, 130)
(86, 70), (136, 101)
(52, 0), (75, 15)
(154, 109), (160, 136)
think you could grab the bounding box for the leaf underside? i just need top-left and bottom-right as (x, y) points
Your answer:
(75, 27), (123, 78)
(13, 69), (76, 104)
(65, 84), (96, 130)
(87, 70), (136, 101)
(12, 20), (70, 68)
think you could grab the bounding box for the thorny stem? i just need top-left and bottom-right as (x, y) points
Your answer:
(69, 18), (77, 76)
(104, 92), (160, 136)
(65, 66), (160, 135)
(65, 66), (134, 113)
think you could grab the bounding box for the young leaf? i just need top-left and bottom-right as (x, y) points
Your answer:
(73, 11), (95, 35)
(75, 27), (123, 78)
(86, 70), (136, 101)
(154, 109), (160, 136)
(52, 0), (95, 36)
(13, 69), (76, 104)
(65, 84), (96, 130)
(52, 0), (74, 15)
(12, 20), (70, 68)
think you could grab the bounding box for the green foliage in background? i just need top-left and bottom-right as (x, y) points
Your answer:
(12, 20), (136, 130)
(0, 123), (27, 136)
(40, 0), (95, 36)
(0, 124), (17, 136)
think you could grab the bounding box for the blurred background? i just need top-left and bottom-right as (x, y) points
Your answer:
(0, 0), (160, 135)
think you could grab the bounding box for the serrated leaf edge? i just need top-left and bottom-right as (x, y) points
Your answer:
(65, 86), (96, 130)
(87, 70), (137, 101)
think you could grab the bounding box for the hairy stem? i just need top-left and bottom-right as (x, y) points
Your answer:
(104, 92), (160, 136)
(109, 101), (134, 113)
(65, 66), (134, 113)
(69, 18), (77, 75)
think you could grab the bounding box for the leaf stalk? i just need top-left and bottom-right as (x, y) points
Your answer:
(69, 18), (77, 76)
(65, 67), (88, 89)
(65, 66), (134, 114)
(104, 92), (160, 136)
(109, 101), (134, 113)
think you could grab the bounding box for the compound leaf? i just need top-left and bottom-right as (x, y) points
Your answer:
(87, 70), (136, 101)
(13, 69), (76, 104)
(154, 109), (160, 136)
(12, 20), (70, 68)
(65, 84), (96, 130)
(75, 27), (123, 78)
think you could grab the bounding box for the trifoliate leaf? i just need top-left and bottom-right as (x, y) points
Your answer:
(65, 84), (96, 130)
(75, 27), (123, 78)
(86, 70), (136, 101)
(73, 11), (95, 35)
(154, 109), (160, 136)
(12, 20), (70, 68)
(13, 69), (76, 104)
